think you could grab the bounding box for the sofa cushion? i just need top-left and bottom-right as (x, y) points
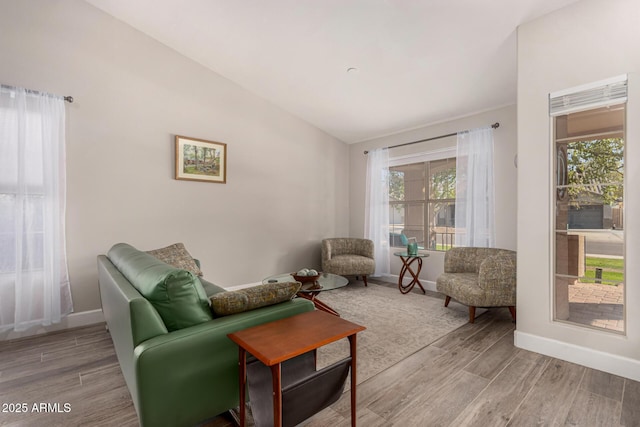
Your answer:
(210, 282), (301, 317)
(108, 243), (213, 331)
(323, 254), (375, 276)
(146, 242), (203, 276)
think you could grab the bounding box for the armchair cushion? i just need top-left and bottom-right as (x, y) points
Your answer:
(323, 255), (375, 276)
(210, 282), (301, 316)
(108, 243), (213, 331)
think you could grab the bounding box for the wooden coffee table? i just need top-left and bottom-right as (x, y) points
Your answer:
(228, 310), (366, 427)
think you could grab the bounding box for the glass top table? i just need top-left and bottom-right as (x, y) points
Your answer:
(262, 272), (349, 316)
(394, 251), (430, 294)
(393, 252), (430, 258)
(262, 272), (348, 293)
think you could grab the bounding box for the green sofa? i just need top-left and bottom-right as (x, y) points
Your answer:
(97, 244), (314, 427)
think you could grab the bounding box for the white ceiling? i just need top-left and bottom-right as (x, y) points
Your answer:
(85, 0), (580, 143)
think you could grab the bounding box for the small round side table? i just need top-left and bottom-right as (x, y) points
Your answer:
(394, 252), (430, 294)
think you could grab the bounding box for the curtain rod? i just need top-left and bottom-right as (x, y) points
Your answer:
(363, 122), (499, 155)
(1, 84), (73, 103)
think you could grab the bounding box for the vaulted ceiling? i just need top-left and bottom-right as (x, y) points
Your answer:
(85, 0), (580, 143)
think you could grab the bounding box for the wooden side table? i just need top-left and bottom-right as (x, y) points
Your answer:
(394, 251), (430, 294)
(228, 310), (366, 427)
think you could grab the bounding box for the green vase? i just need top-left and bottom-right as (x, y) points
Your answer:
(407, 242), (418, 256)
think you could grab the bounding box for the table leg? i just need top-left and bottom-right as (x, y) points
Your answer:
(348, 334), (357, 427)
(411, 257), (426, 293)
(271, 363), (282, 427)
(398, 260), (409, 292)
(238, 347), (246, 427)
(296, 292), (341, 316)
(398, 256), (426, 294)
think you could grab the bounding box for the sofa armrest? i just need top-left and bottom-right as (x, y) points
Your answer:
(322, 239), (333, 261)
(98, 255), (168, 345)
(358, 239), (374, 258)
(200, 277), (227, 297)
(132, 298), (314, 427)
(478, 252), (517, 303)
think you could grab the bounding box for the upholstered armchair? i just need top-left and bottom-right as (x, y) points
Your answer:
(321, 238), (375, 286)
(436, 247), (517, 323)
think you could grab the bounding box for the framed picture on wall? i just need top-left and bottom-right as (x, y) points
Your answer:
(175, 135), (227, 183)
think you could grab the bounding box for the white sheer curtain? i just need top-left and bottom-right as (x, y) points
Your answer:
(364, 148), (390, 276)
(455, 126), (496, 248)
(0, 85), (73, 332)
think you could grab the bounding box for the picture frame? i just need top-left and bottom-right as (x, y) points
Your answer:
(175, 135), (227, 183)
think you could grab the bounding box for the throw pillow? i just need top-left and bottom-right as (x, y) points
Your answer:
(146, 242), (203, 277)
(108, 243), (213, 331)
(210, 282), (301, 317)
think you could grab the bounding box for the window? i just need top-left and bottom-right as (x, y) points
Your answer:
(552, 76), (626, 333)
(389, 157), (456, 250)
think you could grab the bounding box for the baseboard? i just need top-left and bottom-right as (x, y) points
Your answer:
(0, 309), (105, 341)
(514, 330), (640, 382)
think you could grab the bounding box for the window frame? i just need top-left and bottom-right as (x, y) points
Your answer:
(551, 102), (626, 334)
(389, 148), (457, 251)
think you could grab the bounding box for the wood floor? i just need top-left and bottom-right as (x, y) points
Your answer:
(1, 292), (639, 426)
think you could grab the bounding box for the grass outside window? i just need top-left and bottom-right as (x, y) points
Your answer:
(580, 257), (624, 285)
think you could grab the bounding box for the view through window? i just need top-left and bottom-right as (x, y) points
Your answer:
(554, 105), (625, 333)
(389, 158), (456, 250)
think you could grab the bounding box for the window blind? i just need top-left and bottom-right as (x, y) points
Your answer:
(549, 74), (628, 116)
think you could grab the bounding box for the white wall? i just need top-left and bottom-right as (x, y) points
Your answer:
(349, 105), (517, 287)
(516, 0), (640, 380)
(0, 0), (349, 317)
